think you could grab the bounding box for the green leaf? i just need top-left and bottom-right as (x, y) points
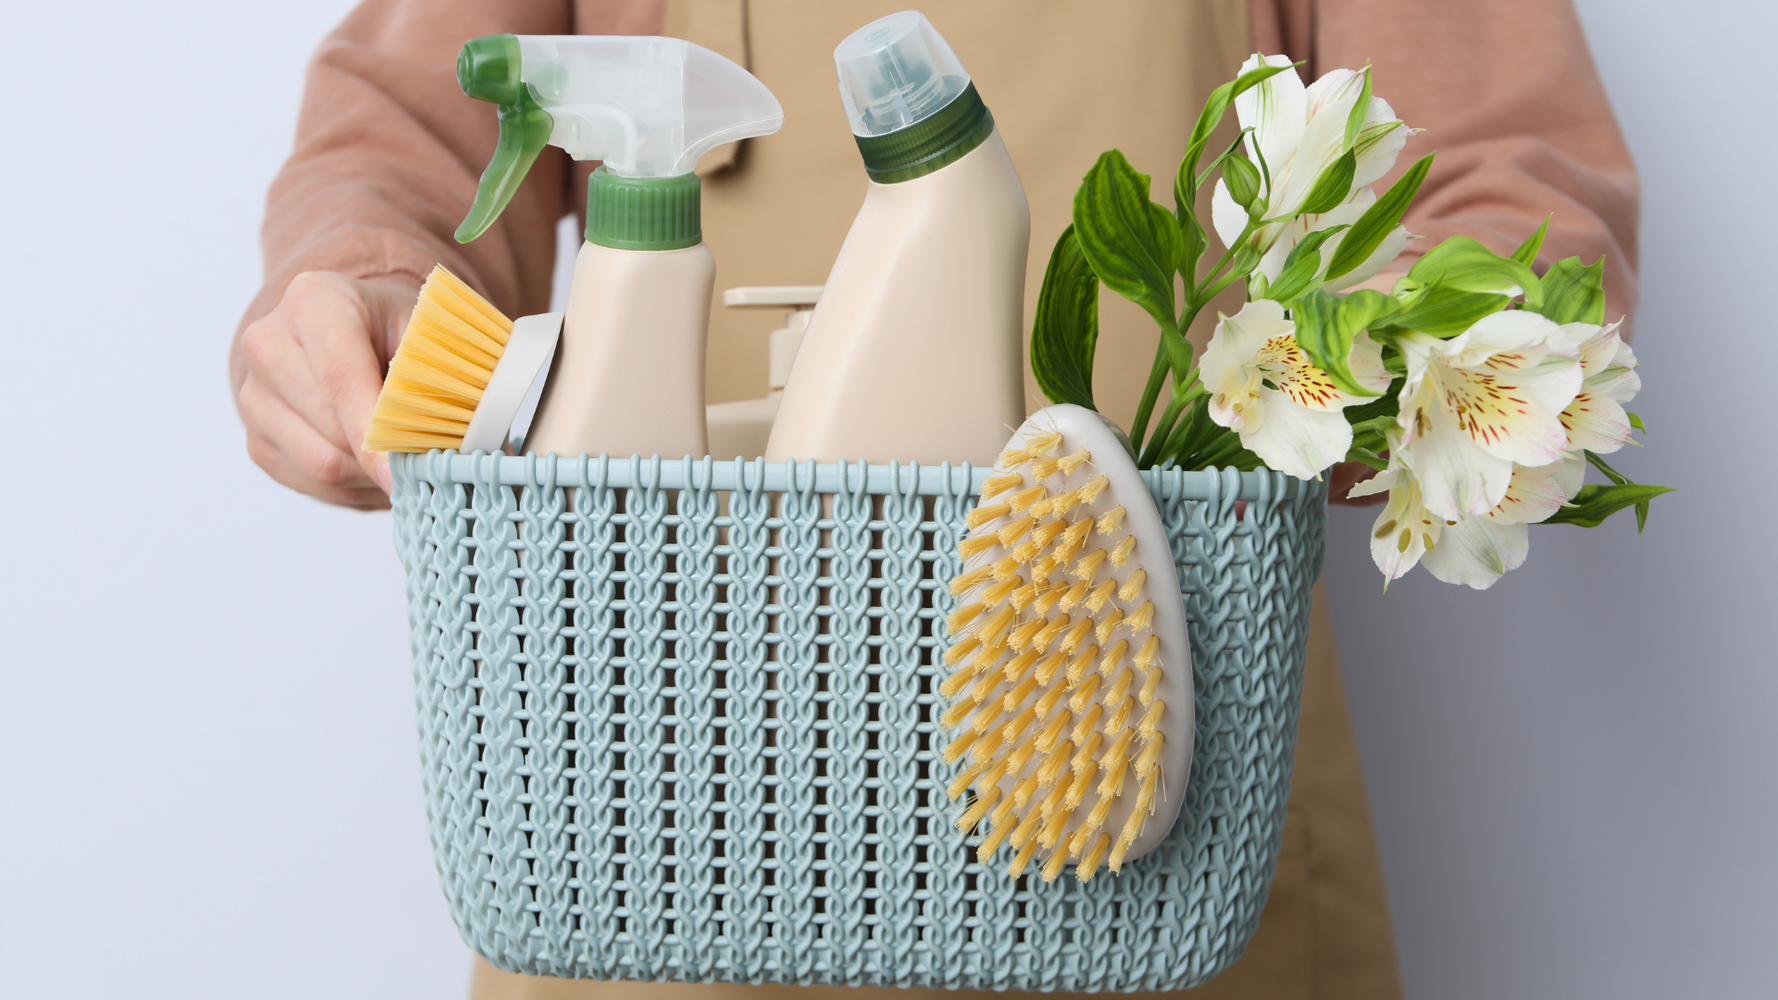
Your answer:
(1542, 483), (1674, 528)
(1352, 119), (1404, 159)
(1323, 153), (1433, 282)
(1181, 62), (1297, 188)
(1030, 225), (1100, 411)
(1511, 215), (1552, 267)
(1343, 65), (1374, 152)
(1074, 150), (1183, 337)
(1375, 279), (1513, 336)
(1180, 212), (1207, 285)
(1297, 149), (1357, 216)
(1223, 154), (1262, 210)
(1262, 224), (1349, 302)
(1531, 256), (1606, 325)
(1292, 288), (1397, 395)
(1404, 235), (1544, 309)
(1628, 411), (1646, 434)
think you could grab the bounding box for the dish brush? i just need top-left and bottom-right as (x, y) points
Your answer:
(363, 264), (561, 454)
(941, 403), (1193, 882)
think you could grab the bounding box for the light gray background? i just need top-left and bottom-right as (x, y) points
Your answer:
(0, 2), (1770, 997)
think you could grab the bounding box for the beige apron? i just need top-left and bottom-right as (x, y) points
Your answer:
(476, 3), (1400, 996)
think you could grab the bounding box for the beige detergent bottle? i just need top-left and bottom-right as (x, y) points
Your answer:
(765, 11), (1030, 468)
(453, 34), (784, 459)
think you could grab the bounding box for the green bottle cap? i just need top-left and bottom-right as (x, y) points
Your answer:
(853, 81), (994, 184)
(585, 167), (702, 251)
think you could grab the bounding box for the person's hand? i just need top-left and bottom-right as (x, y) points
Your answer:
(232, 271), (420, 510)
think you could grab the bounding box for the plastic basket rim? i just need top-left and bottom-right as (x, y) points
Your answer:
(398, 450), (1314, 501)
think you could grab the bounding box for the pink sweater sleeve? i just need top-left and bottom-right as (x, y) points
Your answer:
(235, 0), (669, 349)
(1253, 0), (1640, 328)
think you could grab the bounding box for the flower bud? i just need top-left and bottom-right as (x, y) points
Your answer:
(1222, 154), (1263, 212)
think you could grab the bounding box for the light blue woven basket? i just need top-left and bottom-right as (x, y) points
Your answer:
(390, 451), (1326, 991)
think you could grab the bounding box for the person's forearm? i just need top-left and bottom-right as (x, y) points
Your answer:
(1254, 0), (1640, 329)
(240, 0), (586, 353)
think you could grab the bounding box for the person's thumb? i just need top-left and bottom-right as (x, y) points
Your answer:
(345, 275), (421, 494)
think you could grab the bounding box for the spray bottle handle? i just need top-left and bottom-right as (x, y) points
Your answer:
(454, 35), (555, 244)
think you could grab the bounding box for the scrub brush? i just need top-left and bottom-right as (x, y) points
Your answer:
(362, 264), (561, 454)
(941, 403), (1193, 882)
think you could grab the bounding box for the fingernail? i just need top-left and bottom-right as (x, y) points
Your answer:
(375, 456), (393, 494)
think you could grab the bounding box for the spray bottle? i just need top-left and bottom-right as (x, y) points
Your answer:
(454, 34), (783, 460)
(764, 11), (1030, 468)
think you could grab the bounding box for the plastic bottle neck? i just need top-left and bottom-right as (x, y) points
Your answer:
(585, 167), (702, 250)
(852, 82), (995, 184)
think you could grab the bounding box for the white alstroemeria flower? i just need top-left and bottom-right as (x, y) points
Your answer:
(1392, 310), (1584, 521)
(1349, 457), (1563, 589)
(1211, 54), (1413, 291)
(1203, 299), (1390, 479)
(1557, 320), (1639, 457)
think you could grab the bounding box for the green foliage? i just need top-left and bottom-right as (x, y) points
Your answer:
(1343, 65), (1375, 151)
(1292, 289), (1396, 395)
(1297, 149), (1357, 216)
(1583, 450), (1667, 531)
(1324, 154), (1432, 282)
(1543, 483), (1675, 528)
(1532, 256), (1607, 325)
(1262, 225), (1349, 303)
(1376, 280), (1513, 336)
(1073, 151), (1183, 344)
(1511, 215), (1552, 266)
(1180, 62), (1296, 191)
(1223, 153), (1262, 210)
(1402, 236), (1545, 310)
(1029, 225), (1100, 411)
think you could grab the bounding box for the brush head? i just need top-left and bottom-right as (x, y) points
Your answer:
(363, 266), (559, 455)
(943, 404), (1193, 881)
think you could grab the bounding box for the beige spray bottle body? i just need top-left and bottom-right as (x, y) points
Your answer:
(451, 33), (783, 459)
(766, 12), (1030, 468)
(526, 233), (715, 458)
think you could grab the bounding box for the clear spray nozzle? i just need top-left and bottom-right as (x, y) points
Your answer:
(455, 34), (783, 244)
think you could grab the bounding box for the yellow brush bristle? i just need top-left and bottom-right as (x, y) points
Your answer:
(364, 265), (515, 453)
(1056, 449), (1092, 475)
(1135, 731), (1165, 776)
(1065, 644), (1100, 685)
(1140, 667), (1164, 705)
(966, 503), (1011, 529)
(1099, 639), (1130, 677)
(1096, 505), (1127, 534)
(960, 534), (998, 559)
(1110, 535), (1137, 567)
(981, 472), (1024, 498)
(947, 761), (986, 799)
(1086, 579), (1118, 612)
(942, 424), (1175, 882)
(950, 565), (994, 597)
(943, 636), (981, 666)
(1074, 549), (1108, 582)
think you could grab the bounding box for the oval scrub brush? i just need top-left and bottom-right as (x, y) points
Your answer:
(363, 264), (562, 454)
(941, 403), (1193, 882)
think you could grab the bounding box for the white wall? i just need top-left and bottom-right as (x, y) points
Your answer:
(0, 2), (1770, 998)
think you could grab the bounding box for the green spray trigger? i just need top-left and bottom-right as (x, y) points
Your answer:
(455, 35), (553, 243)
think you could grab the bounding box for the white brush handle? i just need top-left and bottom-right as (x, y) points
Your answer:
(462, 312), (563, 455)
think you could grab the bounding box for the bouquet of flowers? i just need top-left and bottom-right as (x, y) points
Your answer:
(1031, 54), (1670, 589)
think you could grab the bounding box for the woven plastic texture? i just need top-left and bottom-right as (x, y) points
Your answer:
(391, 452), (1327, 991)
